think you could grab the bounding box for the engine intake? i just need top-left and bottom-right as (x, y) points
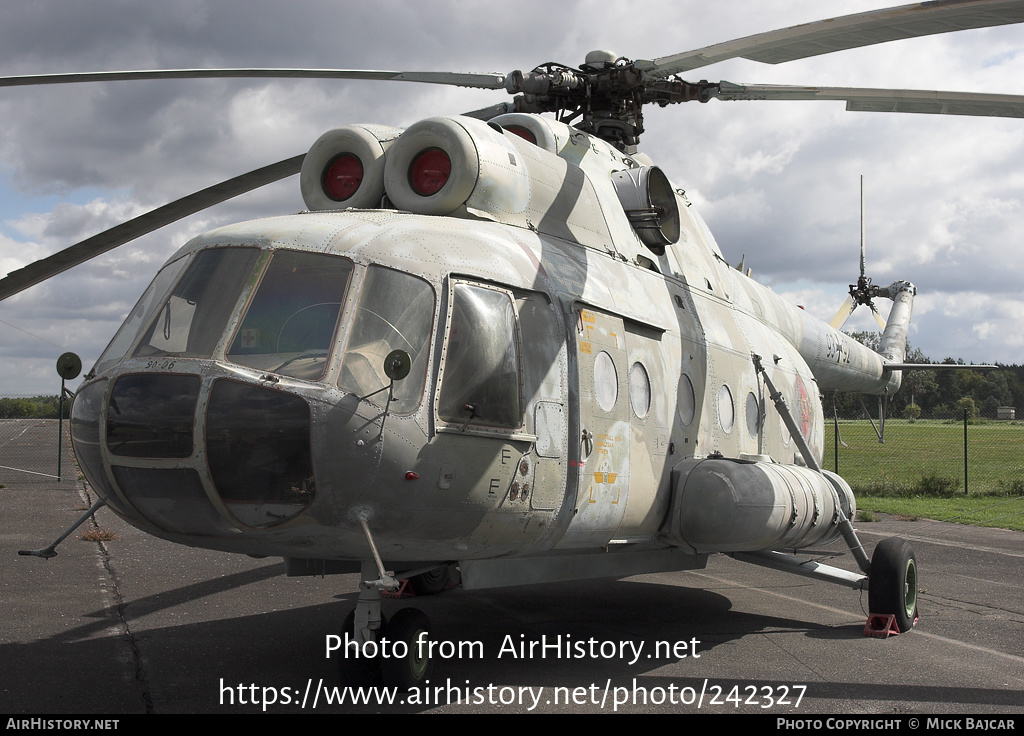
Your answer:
(300, 124), (403, 210)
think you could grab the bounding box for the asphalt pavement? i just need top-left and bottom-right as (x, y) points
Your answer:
(2, 419), (1022, 714)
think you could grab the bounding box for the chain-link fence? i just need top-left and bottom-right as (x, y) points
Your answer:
(4, 391), (1021, 500)
(0, 395), (78, 487)
(822, 400), (1024, 497)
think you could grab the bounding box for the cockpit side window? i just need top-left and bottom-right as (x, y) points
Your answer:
(93, 253), (191, 376)
(437, 281), (522, 429)
(338, 266), (435, 413)
(134, 247), (259, 361)
(227, 250), (353, 381)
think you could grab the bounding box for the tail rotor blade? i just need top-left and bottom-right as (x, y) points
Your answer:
(870, 303), (888, 330)
(829, 293), (857, 330)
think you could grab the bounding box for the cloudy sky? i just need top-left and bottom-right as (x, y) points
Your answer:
(1, 0), (1023, 395)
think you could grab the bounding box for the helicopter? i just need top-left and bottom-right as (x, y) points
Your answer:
(4, 0), (1022, 691)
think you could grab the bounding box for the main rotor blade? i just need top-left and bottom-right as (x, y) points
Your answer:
(0, 68), (507, 90)
(462, 101), (519, 120)
(0, 155), (304, 302)
(715, 83), (1024, 118)
(639, 0), (1024, 77)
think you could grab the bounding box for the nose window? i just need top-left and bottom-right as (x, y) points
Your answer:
(107, 373), (201, 458)
(206, 379), (315, 527)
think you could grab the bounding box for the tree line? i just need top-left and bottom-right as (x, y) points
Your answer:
(0, 395), (67, 419)
(3, 334), (1020, 421)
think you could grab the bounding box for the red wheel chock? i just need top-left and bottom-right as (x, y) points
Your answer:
(864, 613), (901, 637)
(864, 611), (918, 637)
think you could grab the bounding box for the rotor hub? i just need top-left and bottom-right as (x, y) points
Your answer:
(503, 57), (717, 150)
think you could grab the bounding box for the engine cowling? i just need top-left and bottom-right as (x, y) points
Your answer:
(300, 124), (403, 210)
(664, 456), (856, 553)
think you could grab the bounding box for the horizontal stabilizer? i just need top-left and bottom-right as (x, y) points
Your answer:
(882, 363), (996, 371)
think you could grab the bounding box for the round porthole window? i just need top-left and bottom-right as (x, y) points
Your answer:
(594, 351), (618, 412)
(679, 373), (695, 426)
(629, 361), (651, 418)
(780, 414), (793, 445)
(718, 384), (734, 433)
(746, 392), (761, 438)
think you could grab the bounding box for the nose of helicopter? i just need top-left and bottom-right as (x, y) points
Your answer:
(70, 371), (326, 536)
(66, 238), (407, 544)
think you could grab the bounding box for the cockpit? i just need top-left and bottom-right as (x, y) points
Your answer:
(68, 225), (555, 552)
(72, 242), (441, 537)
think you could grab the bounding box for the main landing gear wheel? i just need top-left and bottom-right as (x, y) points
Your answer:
(409, 564), (458, 596)
(381, 608), (433, 691)
(869, 536), (918, 633)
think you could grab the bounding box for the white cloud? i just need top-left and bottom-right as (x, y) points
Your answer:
(1, 0), (1023, 393)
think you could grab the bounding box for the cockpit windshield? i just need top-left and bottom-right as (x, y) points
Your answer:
(134, 247), (260, 360)
(92, 253), (191, 376)
(338, 265), (435, 413)
(98, 246), (437, 409)
(227, 250), (353, 381)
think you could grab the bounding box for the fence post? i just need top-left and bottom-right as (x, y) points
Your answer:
(963, 407), (968, 495)
(833, 406), (839, 475)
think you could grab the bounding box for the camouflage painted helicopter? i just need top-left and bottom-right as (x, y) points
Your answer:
(4, 0), (1021, 690)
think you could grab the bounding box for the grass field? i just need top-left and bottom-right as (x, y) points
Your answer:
(856, 496), (1024, 531)
(822, 419), (1024, 531)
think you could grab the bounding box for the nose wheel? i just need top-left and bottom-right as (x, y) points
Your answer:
(340, 605), (434, 690)
(381, 608), (433, 690)
(339, 559), (434, 691)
